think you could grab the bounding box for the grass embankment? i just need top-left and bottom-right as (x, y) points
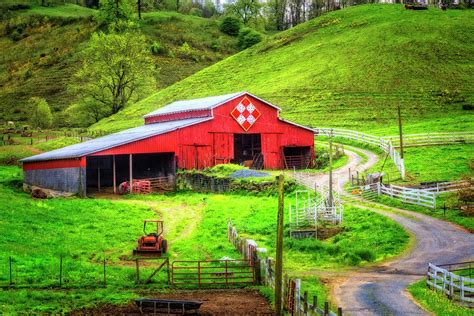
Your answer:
(408, 280), (473, 316)
(0, 136), (81, 164)
(93, 4), (474, 134)
(0, 3), (238, 122)
(0, 166), (409, 313)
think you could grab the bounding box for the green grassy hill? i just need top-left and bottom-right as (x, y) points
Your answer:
(93, 4), (474, 135)
(0, 4), (238, 123)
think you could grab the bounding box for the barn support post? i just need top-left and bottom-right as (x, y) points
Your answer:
(129, 154), (133, 193)
(98, 167), (101, 192)
(113, 155), (116, 194)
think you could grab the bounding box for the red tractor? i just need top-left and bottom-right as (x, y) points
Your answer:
(133, 220), (168, 256)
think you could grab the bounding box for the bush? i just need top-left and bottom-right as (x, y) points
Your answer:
(354, 248), (376, 262)
(189, 7), (203, 17)
(150, 41), (166, 55)
(219, 16), (240, 36)
(238, 28), (262, 49)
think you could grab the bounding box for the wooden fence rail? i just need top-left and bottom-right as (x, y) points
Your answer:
(384, 132), (474, 147)
(427, 263), (474, 304)
(314, 128), (405, 179)
(353, 182), (437, 209)
(227, 222), (342, 315)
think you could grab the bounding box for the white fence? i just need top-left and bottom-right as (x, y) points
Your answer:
(314, 128), (405, 179)
(414, 180), (472, 194)
(384, 132), (474, 147)
(355, 182), (436, 209)
(427, 263), (474, 304)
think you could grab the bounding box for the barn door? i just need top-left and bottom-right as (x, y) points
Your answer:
(213, 133), (233, 165)
(180, 145), (212, 169)
(261, 134), (282, 169)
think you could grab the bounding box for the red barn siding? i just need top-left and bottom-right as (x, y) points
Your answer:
(91, 93), (314, 169)
(23, 157), (86, 171)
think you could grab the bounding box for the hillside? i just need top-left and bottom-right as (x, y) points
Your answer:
(0, 4), (239, 124)
(93, 4), (474, 135)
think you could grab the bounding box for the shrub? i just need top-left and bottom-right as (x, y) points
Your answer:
(219, 16), (240, 36)
(354, 248), (376, 262)
(189, 7), (203, 17)
(238, 28), (262, 49)
(150, 41), (166, 55)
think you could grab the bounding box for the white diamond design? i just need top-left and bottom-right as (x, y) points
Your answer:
(237, 115), (246, 124)
(236, 103), (245, 113)
(247, 114), (256, 124)
(247, 104), (255, 113)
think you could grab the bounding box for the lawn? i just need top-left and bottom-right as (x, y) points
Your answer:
(0, 166), (409, 313)
(93, 4), (474, 135)
(408, 280), (473, 316)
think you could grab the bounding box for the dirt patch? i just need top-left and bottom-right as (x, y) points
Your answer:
(71, 289), (273, 315)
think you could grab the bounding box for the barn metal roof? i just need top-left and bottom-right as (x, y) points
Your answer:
(21, 117), (211, 163)
(143, 92), (281, 118)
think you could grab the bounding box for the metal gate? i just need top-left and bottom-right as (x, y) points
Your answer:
(171, 259), (255, 288)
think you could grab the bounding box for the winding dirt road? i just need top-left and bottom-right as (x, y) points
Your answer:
(291, 145), (474, 315)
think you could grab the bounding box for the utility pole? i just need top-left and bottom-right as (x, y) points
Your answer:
(328, 129), (333, 205)
(398, 103), (404, 159)
(275, 175), (285, 316)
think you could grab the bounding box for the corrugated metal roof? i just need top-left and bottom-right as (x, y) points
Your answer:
(21, 117), (211, 163)
(144, 92), (245, 118)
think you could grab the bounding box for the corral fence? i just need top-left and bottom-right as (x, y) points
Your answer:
(131, 176), (175, 193)
(351, 182), (436, 209)
(171, 259), (255, 289)
(384, 132), (474, 147)
(314, 128), (405, 179)
(228, 221), (343, 315)
(427, 261), (474, 306)
(410, 179), (473, 194)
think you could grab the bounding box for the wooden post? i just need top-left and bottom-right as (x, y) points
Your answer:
(167, 259), (170, 285)
(324, 302), (329, 316)
(398, 103), (404, 159)
(275, 175), (285, 316)
(303, 291), (308, 314)
(98, 167), (101, 192)
(313, 296), (318, 311)
(9, 256), (12, 286)
(338, 307), (343, 316)
(113, 155), (116, 194)
(129, 154), (133, 193)
(59, 256), (63, 288)
(329, 129), (333, 205)
(135, 259), (140, 284)
(103, 257), (106, 288)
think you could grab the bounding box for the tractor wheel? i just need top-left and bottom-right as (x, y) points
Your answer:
(161, 239), (168, 254)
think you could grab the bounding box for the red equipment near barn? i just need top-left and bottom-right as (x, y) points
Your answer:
(133, 220), (168, 256)
(21, 92), (315, 195)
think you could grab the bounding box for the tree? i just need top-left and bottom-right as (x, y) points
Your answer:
(266, 0), (287, 30)
(225, 0), (262, 25)
(97, 0), (134, 27)
(219, 16), (241, 36)
(29, 97), (53, 129)
(73, 31), (157, 119)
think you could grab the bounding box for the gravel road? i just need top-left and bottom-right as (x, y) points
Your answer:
(292, 145), (474, 315)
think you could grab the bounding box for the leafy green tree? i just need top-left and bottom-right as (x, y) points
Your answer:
(73, 30), (157, 119)
(219, 16), (241, 36)
(29, 97), (53, 129)
(97, 0), (134, 27)
(238, 27), (262, 49)
(225, 0), (262, 25)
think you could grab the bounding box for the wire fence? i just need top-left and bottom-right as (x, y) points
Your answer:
(0, 255), (169, 289)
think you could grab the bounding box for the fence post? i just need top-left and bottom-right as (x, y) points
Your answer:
(103, 257), (106, 288)
(59, 256), (63, 288)
(303, 291), (308, 315)
(460, 276), (464, 302)
(135, 259), (140, 285)
(324, 302), (329, 316)
(313, 296), (317, 311)
(295, 279), (301, 316)
(198, 261), (201, 289)
(338, 307), (343, 316)
(9, 256), (12, 286)
(377, 182), (381, 196)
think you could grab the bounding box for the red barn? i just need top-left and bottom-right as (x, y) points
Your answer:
(21, 92), (315, 195)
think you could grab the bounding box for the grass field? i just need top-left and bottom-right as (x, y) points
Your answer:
(408, 280), (473, 316)
(0, 4), (239, 123)
(0, 166), (409, 312)
(93, 4), (474, 134)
